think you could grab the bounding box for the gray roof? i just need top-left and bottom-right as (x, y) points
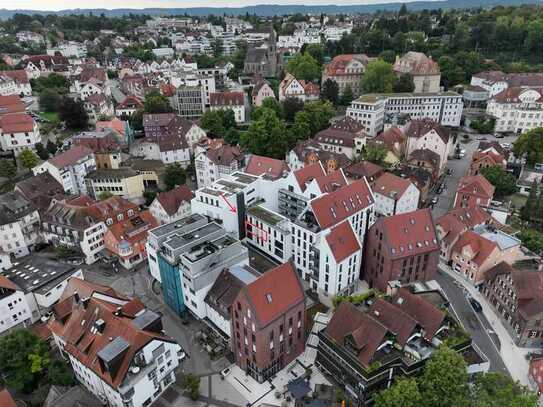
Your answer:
(474, 225), (521, 251)
(86, 168), (139, 180)
(0, 191), (36, 225)
(44, 385), (101, 407)
(245, 48), (268, 64)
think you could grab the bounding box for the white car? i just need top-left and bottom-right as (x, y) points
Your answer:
(220, 367), (231, 378)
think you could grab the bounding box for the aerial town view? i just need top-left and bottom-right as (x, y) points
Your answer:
(1, 0), (543, 406)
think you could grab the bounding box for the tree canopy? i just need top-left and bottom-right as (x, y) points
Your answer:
(163, 163), (187, 191)
(513, 127), (543, 167)
(480, 166), (517, 197)
(240, 108), (289, 158)
(201, 109), (236, 138)
(144, 90), (173, 114)
(58, 97), (88, 130)
(286, 52), (321, 82)
(18, 149), (39, 169)
(322, 78), (340, 105)
(361, 60), (397, 93)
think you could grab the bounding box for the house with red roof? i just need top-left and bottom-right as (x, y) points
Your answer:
(48, 278), (184, 407)
(344, 160), (384, 183)
(0, 112), (40, 155)
(209, 91), (247, 123)
(279, 73), (320, 103)
(363, 208), (439, 291)
(450, 226), (520, 284)
(149, 185), (193, 225)
(482, 264), (543, 347)
(368, 126), (406, 164)
(195, 143), (245, 188)
(453, 175), (495, 209)
(313, 116), (366, 160)
(468, 146), (508, 176)
(245, 154), (290, 180)
(372, 172), (420, 217)
(115, 95), (144, 118)
(0, 69), (32, 96)
(104, 210), (158, 270)
(33, 145), (96, 195)
(231, 262), (306, 383)
(251, 79), (275, 107)
(315, 285), (483, 404)
(72, 66), (111, 101)
(404, 119), (452, 174)
(321, 54), (370, 98)
(393, 51), (441, 93)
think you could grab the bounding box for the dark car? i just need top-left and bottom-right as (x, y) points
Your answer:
(469, 298), (483, 312)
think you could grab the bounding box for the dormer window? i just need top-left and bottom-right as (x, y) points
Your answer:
(117, 214), (124, 221)
(106, 218), (113, 226)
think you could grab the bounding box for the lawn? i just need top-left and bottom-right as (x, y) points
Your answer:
(40, 111), (59, 123)
(505, 193), (527, 211)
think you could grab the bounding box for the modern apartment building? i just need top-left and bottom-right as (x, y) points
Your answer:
(0, 191), (40, 257)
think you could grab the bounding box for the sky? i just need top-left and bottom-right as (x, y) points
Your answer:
(2, 0), (408, 11)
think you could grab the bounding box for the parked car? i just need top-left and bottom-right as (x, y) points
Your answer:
(447, 168), (454, 175)
(220, 367), (231, 378)
(476, 136), (487, 141)
(469, 298), (483, 312)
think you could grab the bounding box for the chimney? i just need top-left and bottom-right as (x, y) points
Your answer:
(114, 306), (122, 316)
(73, 291), (80, 303)
(81, 297), (90, 309)
(94, 319), (106, 333)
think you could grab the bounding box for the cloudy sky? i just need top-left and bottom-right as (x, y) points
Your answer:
(3, 0), (408, 11)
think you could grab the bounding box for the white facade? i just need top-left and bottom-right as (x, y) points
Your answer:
(0, 119), (41, 156)
(209, 103), (246, 124)
(33, 153), (96, 195)
(195, 151), (244, 189)
(47, 41), (87, 58)
(149, 199), (192, 225)
(486, 88), (543, 134)
(405, 127), (453, 172)
(373, 182), (420, 217)
(0, 286), (32, 334)
(0, 209), (40, 258)
(347, 92), (463, 136)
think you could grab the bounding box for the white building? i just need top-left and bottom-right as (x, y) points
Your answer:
(347, 92), (463, 137)
(0, 70), (32, 96)
(195, 144), (245, 188)
(33, 145), (96, 195)
(278, 73), (320, 103)
(0, 191), (40, 258)
(47, 41), (87, 58)
(0, 113), (41, 155)
(1, 258), (83, 332)
(49, 278), (184, 407)
(470, 71), (543, 100)
(152, 47), (175, 59)
(404, 119), (453, 173)
(372, 172), (420, 217)
(209, 91), (247, 124)
(486, 87), (543, 134)
(277, 31), (321, 49)
(149, 185), (193, 225)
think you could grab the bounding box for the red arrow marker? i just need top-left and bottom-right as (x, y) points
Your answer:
(219, 193), (237, 213)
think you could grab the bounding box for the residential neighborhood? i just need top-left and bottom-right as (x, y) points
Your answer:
(0, 3), (542, 407)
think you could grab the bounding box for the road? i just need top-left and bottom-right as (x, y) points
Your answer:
(436, 269), (509, 374)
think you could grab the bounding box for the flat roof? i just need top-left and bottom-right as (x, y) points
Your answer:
(475, 225), (521, 251)
(247, 204), (287, 227)
(149, 214), (206, 238)
(354, 91), (461, 104)
(164, 222), (222, 250)
(1, 257), (79, 294)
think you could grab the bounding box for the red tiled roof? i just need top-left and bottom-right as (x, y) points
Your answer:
(393, 52), (440, 75)
(0, 95), (25, 115)
(457, 175), (495, 200)
(314, 169), (348, 193)
(344, 160), (384, 180)
(209, 91), (244, 106)
(59, 277), (118, 302)
(451, 230), (497, 267)
(293, 162), (326, 192)
(49, 145), (94, 169)
(512, 271), (543, 320)
(325, 221), (361, 263)
(245, 154), (289, 179)
(368, 298), (417, 346)
(379, 208), (439, 258)
(325, 54), (369, 76)
(493, 87), (543, 104)
(0, 390), (16, 407)
(330, 116), (364, 134)
(325, 301), (388, 368)
(155, 185), (193, 216)
(0, 274), (18, 291)
(0, 113), (34, 133)
(373, 127), (405, 154)
(391, 287), (445, 339)
(0, 69), (29, 84)
(405, 119), (449, 144)
(79, 67), (107, 83)
(206, 144), (244, 166)
(49, 280), (175, 389)
(117, 95), (144, 109)
(310, 178), (374, 230)
(314, 128), (359, 148)
(436, 206), (492, 246)
(243, 262), (304, 328)
(373, 172), (415, 201)
(96, 118), (126, 136)
(106, 210), (157, 247)
(472, 150), (506, 167)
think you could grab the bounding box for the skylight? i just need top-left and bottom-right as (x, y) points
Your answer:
(266, 293), (273, 303)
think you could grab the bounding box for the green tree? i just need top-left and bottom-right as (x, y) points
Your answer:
(39, 88), (62, 112)
(471, 372), (538, 407)
(518, 229), (543, 254)
(163, 163), (187, 191)
(302, 100), (335, 135)
(340, 85), (354, 106)
(0, 159), (17, 178)
(304, 43), (325, 65)
(290, 111), (312, 144)
(58, 97), (88, 130)
(375, 378), (422, 407)
(379, 50), (396, 64)
(419, 346), (468, 407)
(46, 140), (58, 155)
(513, 128), (543, 167)
(260, 97), (283, 118)
(240, 108), (288, 158)
(144, 90), (173, 114)
(394, 73), (415, 92)
(286, 52), (321, 81)
(0, 330), (50, 393)
(224, 127), (240, 145)
(480, 166), (517, 197)
(281, 97), (304, 122)
(98, 191), (114, 200)
(521, 181), (539, 221)
(183, 373), (201, 401)
(321, 78), (339, 105)
(361, 60), (397, 93)
(18, 149), (39, 170)
(212, 37), (223, 58)
(31, 73), (70, 93)
(363, 144), (388, 165)
(35, 142), (49, 160)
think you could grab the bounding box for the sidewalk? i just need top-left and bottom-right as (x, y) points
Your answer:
(440, 264), (531, 386)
